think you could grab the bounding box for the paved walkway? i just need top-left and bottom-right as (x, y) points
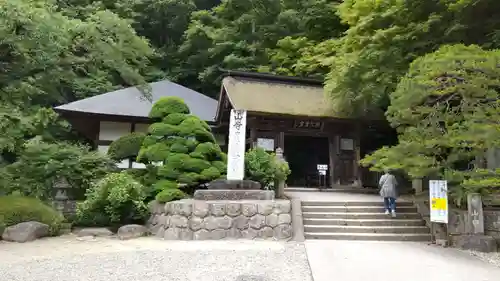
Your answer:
(305, 240), (500, 281)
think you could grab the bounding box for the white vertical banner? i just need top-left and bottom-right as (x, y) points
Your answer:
(429, 180), (449, 224)
(227, 109), (247, 180)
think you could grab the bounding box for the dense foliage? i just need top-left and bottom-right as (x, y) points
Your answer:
(0, 195), (65, 236)
(361, 44), (500, 205)
(137, 97), (227, 201)
(108, 132), (146, 161)
(76, 173), (149, 226)
(1, 139), (114, 200)
(245, 147), (291, 189)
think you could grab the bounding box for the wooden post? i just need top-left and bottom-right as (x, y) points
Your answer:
(328, 136), (335, 188)
(249, 127), (257, 148)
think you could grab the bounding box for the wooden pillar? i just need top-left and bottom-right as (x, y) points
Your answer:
(249, 127), (257, 148)
(354, 122), (362, 188)
(277, 131), (285, 150)
(328, 136), (335, 188)
(334, 135), (340, 185)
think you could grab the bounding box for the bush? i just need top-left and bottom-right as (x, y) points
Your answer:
(2, 140), (114, 201)
(76, 172), (148, 226)
(245, 147), (291, 189)
(156, 188), (186, 203)
(0, 195), (64, 236)
(137, 97), (227, 197)
(108, 132), (145, 161)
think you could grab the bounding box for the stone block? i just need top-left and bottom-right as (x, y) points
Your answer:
(193, 201), (210, 217)
(278, 214), (292, 225)
(170, 215), (188, 228)
(193, 229), (211, 240)
(241, 203), (257, 217)
(210, 202), (227, 216)
(265, 214), (279, 228)
(274, 224), (292, 240)
(157, 215), (169, 227)
(259, 227), (274, 238)
(233, 215), (249, 230)
(211, 229), (227, 239)
(208, 179), (261, 190)
(149, 201), (164, 214)
(273, 200), (291, 214)
(249, 214), (266, 229)
(164, 227), (193, 240)
(454, 235), (498, 252)
(227, 228), (242, 239)
(257, 202), (274, 215)
(189, 216), (204, 231)
(242, 228), (258, 239)
(193, 190), (275, 200)
(214, 216), (233, 230)
(154, 227), (165, 238)
(117, 224), (147, 240)
(204, 216), (218, 231)
(226, 203), (242, 217)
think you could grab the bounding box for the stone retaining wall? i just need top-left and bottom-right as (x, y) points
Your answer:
(148, 199), (293, 240)
(448, 209), (500, 239)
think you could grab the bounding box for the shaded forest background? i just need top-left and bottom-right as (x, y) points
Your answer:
(1, 0), (500, 205)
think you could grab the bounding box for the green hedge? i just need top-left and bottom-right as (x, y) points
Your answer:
(0, 195), (65, 236)
(108, 132), (146, 161)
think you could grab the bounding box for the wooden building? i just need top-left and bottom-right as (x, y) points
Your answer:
(55, 71), (383, 188)
(213, 71), (379, 188)
(54, 79), (222, 169)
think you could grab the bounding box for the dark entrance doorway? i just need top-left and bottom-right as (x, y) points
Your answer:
(284, 135), (329, 187)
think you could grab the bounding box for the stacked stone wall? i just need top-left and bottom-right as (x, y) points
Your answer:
(148, 199), (293, 240)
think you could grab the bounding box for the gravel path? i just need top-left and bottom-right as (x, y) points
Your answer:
(0, 236), (313, 281)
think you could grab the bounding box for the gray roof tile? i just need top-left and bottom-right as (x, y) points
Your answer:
(55, 80), (218, 121)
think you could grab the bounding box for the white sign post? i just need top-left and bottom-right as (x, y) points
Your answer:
(317, 164), (328, 189)
(429, 180), (449, 224)
(429, 180), (449, 245)
(227, 109), (247, 180)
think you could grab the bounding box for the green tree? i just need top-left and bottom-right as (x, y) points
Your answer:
(360, 44), (500, 204)
(0, 0), (159, 167)
(137, 97), (227, 200)
(178, 0), (346, 97)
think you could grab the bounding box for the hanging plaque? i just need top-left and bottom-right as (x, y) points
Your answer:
(257, 138), (274, 151)
(340, 138), (354, 151)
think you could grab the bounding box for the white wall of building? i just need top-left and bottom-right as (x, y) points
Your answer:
(98, 121), (147, 169)
(97, 120), (226, 169)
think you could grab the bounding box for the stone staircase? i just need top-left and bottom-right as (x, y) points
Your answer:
(302, 201), (431, 241)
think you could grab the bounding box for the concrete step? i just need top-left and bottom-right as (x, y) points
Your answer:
(304, 225), (430, 234)
(302, 212), (422, 219)
(304, 232), (431, 241)
(303, 218), (426, 227)
(285, 187), (378, 194)
(301, 201), (414, 207)
(302, 205), (417, 213)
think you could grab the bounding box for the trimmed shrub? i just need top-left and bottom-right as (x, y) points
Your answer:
(156, 189), (186, 203)
(0, 195), (64, 236)
(245, 147), (291, 189)
(137, 97), (227, 203)
(149, 96), (190, 120)
(107, 132), (145, 161)
(76, 172), (148, 226)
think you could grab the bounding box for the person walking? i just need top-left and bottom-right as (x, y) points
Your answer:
(379, 169), (398, 218)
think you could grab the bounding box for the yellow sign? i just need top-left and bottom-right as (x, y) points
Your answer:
(431, 198), (447, 211)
